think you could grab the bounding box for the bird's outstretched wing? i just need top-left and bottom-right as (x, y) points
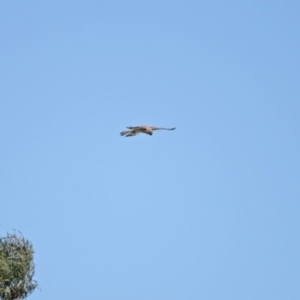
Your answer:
(149, 126), (176, 131)
(127, 126), (176, 131)
(127, 126), (146, 130)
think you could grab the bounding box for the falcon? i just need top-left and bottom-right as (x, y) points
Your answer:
(120, 125), (176, 137)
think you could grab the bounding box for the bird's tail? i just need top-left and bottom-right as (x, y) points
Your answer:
(120, 130), (130, 136)
(120, 130), (137, 137)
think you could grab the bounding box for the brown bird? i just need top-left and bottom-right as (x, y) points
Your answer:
(120, 125), (176, 137)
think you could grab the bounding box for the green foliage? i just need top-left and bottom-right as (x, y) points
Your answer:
(0, 232), (37, 300)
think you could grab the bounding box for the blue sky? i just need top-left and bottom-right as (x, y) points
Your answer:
(1, 1), (300, 299)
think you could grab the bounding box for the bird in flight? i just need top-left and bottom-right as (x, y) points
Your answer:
(120, 125), (176, 137)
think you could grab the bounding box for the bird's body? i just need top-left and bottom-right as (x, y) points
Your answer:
(120, 125), (176, 137)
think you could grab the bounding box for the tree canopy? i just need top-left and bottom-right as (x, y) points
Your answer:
(0, 232), (37, 300)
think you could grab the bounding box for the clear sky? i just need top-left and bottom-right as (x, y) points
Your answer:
(1, 1), (300, 299)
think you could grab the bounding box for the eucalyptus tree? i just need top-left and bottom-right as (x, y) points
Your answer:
(0, 232), (38, 300)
